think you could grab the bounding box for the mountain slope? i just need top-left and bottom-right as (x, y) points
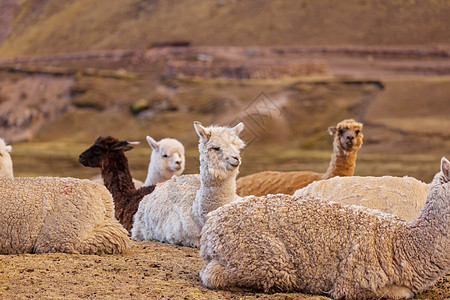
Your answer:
(1, 0), (449, 57)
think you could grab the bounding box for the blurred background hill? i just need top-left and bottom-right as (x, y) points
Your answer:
(0, 0), (449, 182)
(1, 0), (450, 56)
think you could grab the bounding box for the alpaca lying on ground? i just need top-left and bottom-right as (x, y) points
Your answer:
(0, 138), (13, 178)
(143, 136), (185, 186)
(236, 119), (363, 196)
(294, 175), (429, 221)
(0, 177), (129, 254)
(132, 122), (245, 247)
(79, 136), (155, 232)
(200, 158), (449, 299)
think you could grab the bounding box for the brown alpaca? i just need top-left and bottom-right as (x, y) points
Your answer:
(79, 136), (155, 232)
(236, 119), (363, 196)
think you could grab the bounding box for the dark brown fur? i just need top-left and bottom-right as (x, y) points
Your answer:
(79, 136), (155, 232)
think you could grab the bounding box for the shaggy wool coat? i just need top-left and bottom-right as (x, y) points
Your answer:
(294, 175), (429, 221)
(200, 160), (449, 299)
(0, 177), (130, 254)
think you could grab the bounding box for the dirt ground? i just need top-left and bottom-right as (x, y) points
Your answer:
(0, 240), (447, 300)
(0, 45), (449, 299)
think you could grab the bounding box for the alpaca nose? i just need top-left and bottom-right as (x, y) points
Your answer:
(175, 160), (182, 165)
(347, 136), (354, 141)
(78, 153), (85, 162)
(229, 156), (240, 167)
(78, 154), (88, 165)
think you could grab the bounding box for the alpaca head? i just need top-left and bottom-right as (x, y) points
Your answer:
(146, 136), (185, 177)
(79, 136), (138, 168)
(441, 157), (450, 183)
(328, 119), (363, 154)
(194, 122), (245, 180)
(421, 157), (450, 219)
(0, 138), (13, 178)
(432, 157), (450, 196)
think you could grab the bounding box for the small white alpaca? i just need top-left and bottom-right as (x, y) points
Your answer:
(132, 122), (245, 247)
(143, 136), (185, 186)
(200, 158), (450, 299)
(0, 138), (13, 178)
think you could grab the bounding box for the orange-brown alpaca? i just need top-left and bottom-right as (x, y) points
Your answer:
(236, 119), (363, 196)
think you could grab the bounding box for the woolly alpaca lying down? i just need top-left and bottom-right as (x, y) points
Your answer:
(236, 119), (363, 196)
(0, 177), (130, 254)
(294, 175), (429, 221)
(200, 158), (450, 299)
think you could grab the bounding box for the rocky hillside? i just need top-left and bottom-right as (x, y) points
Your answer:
(1, 0), (450, 57)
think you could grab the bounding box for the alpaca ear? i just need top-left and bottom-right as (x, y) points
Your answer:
(146, 136), (159, 151)
(111, 141), (133, 152)
(441, 157), (450, 181)
(194, 121), (210, 143)
(231, 122), (245, 136)
(328, 126), (337, 136)
(5, 145), (11, 153)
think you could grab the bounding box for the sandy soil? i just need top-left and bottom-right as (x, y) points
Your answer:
(0, 240), (448, 299)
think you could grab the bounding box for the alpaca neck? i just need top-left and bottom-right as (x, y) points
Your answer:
(0, 155), (13, 178)
(144, 163), (164, 186)
(144, 155), (174, 185)
(194, 170), (238, 227)
(322, 144), (357, 179)
(102, 152), (135, 205)
(392, 187), (448, 291)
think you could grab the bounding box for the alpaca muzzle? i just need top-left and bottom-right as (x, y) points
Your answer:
(228, 156), (240, 168)
(78, 154), (89, 166)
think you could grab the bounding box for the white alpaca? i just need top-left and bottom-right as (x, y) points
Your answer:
(132, 122), (245, 247)
(0, 138), (13, 178)
(200, 158), (450, 299)
(0, 177), (129, 254)
(143, 136), (185, 186)
(294, 176), (429, 221)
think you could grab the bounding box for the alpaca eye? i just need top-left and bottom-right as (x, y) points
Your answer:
(355, 130), (360, 135)
(212, 147), (221, 151)
(338, 129), (344, 135)
(163, 154), (168, 158)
